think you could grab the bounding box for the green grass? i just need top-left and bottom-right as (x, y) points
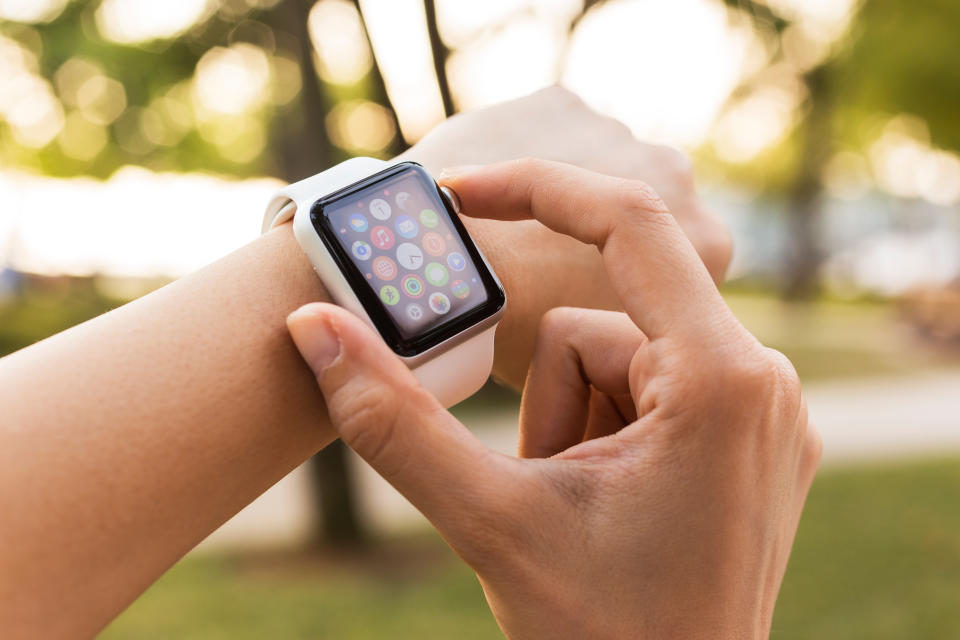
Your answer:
(724, 293), (958, 382)
(103, 457), (960, 639)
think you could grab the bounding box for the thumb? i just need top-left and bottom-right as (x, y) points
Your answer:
(286, 302), (505, 528)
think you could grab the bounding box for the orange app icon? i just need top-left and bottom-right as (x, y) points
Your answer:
(422, 232), (446, 256)
(372, 256), (397, 281)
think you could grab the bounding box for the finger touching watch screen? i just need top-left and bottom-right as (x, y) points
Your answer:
(311, 162), (504, 357)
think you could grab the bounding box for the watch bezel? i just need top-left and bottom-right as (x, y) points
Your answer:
(310, 161), (506, 358)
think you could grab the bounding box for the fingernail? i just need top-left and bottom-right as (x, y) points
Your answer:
(438, 164), (482, 180)
(287, 307), (341, 373)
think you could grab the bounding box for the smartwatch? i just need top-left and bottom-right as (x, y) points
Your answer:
(262, 158), (506, 408)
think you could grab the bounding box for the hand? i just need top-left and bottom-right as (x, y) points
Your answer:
(286, 160), (819, 639)
(399, 86), (731, 387)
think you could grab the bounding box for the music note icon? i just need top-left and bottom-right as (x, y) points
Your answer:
(370, 226), (395, 250)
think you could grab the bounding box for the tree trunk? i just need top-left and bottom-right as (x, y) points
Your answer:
(268, 0), (367, 548)
(423, 0), (455, 118)
(267, 0), (334, 181)
(783, 64), (832, 299)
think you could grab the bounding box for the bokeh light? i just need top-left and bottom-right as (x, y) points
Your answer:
(95, 0), (215, 44)
(309, 0), (373, 85)
(325, 99), (396, 153)
(0, 0), (68, 24)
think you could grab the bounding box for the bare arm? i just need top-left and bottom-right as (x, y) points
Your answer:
(0, 87), (730, 638)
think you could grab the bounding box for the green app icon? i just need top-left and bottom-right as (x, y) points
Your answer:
(380, 285), (400, 306)
(424, 262), (449, 287)
(419, 208), (440, 228)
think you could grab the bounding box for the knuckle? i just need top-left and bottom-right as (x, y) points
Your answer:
(330, 381), (402, 468)
(804, 424), (824, 468)
(721, 345), (802, 409)
(698, 212), (734, 281)
(617, 179), (672, 219)
(662, 147), (696, 186)
(536, 307), (579, 345)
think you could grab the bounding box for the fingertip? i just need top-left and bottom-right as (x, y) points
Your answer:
(286, 303), (342, 376)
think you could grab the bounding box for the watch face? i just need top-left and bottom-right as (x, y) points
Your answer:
(311, 162), (505, 357)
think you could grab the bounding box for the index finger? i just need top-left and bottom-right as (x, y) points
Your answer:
(439, 158), (730, 342)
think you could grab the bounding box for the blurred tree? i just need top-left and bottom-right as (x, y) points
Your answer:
(717, 0), (960, 297)
(423, 0), (454, 118)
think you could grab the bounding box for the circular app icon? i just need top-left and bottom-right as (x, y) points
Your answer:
(349, 213), (368, 232)
(395, 192), (411, 211)
(424, 262), (449, 287)
(447, 252), (467, 272)
(351, 240), (372, 261)
(428, 292), (451, 315)
(372, 256), (397, 281)
(419, 208), (440, 228)
(396, 242), (424, 270)
(395, 215), (418, 239)
(401, 274), (425, 299)
(380, 285), (400, 306)
(370, 225), (395, 250)
(370, 198), (392, 220)
(406, 303), (424, 321)
(451, 280), (470, 299)
(422, 232), (446, 256)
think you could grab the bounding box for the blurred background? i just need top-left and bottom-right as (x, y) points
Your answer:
(2, 0), (960, 637)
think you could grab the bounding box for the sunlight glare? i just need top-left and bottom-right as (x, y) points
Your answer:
(96, 0), (215, 44)
(563, 0), (754, 148)
(447, 16), (562, 110)
(1, 168), (280, 277)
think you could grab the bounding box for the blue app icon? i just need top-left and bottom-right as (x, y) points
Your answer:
(349, 213), (369, 232)
(447, 252), (467, 272)
(395, 214), (418, 239)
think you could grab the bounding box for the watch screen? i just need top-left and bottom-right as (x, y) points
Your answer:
(311, 162), (505, 357)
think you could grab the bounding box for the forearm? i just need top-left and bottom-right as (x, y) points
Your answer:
(0, 226), (336, 637)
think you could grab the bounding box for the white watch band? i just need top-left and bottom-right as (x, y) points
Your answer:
(262, 157), (500, 408)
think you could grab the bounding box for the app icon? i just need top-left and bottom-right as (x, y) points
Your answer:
(406, 303), (424, 321)
(451, 280), (470, 299)
(395, 215), (418, 239)
(372, 256), (397, 281)
(396, 192), (411, 211)
(402, 274), (425, 299)
(428, 292), (451, 315)
(420, 208), (440, 228)
(422, 232), (446, 256)
(351, 240), (372, 261)
(380, 285), (400, 306)
(396, 242), (424, 270)
(424, 262), (449, 287)
(370, 198), (392, 220)
(370, 225), (395, 250)
(447, 252), (466, 271)
(349, 213), (368, 232)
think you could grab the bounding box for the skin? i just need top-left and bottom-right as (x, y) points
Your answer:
(288, 160), (821, 640)
(0, 87), (729, 639)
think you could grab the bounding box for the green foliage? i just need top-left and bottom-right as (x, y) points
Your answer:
(832, 0), (960, 153)
(0, 278), (122, 355)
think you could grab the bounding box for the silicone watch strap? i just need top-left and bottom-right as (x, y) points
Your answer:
(262, 157), (498, 408)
